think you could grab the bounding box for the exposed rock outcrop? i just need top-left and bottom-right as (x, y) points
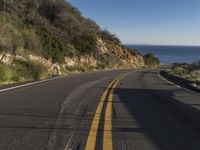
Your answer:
(95, 38), (144, 68)
(62, 38), (144, 70)
(0, 38), (144, 76)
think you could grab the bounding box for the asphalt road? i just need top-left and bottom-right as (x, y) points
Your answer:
(0, 69), (200, 150)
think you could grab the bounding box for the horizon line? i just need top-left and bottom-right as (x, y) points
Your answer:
(123, 43), (200, 47)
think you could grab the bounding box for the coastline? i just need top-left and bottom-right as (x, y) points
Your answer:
(126, 45), (200, 64)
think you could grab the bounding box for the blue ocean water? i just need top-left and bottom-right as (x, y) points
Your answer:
(126, 45), (200, 64)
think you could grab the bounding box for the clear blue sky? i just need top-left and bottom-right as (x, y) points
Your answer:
(68, 0), (200, 45)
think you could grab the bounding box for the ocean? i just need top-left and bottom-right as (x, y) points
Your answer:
(126, 45), (200, 64)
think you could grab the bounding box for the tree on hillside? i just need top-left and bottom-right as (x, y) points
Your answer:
(144, 53), (160, 67)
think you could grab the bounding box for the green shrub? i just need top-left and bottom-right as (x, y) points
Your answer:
(0, 64), (11, 82)
(96, 64), (105, 70)
(72, 32), (97, 54)
(22, 29), (42, 54)
(0, 20), (24, 52)
(66, 44), (77, 57)
(12, 58), (49, 81)
(37, 28), (67, 63)
(101, 30), (121, 44)
(144, 53), (160, 67)
(171, 62), (200, 81)
(12, 59), (33, 81)
(30, 61), (49, 80)
(171, 63), (188, 76)
(189, 61), (200, 71)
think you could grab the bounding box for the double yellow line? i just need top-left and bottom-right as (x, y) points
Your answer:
(85, 73), (130, 150)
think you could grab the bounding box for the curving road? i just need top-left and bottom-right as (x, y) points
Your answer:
(0, 69), (200, 150)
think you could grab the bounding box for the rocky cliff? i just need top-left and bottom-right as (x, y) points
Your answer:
(0, 40), (144, 75)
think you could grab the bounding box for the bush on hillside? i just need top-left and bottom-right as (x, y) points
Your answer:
(171, 61), (200, 75)
(37, 28), (67, 63)
(171, 63), (188, 76)
(189, 61), (200, 71)
(101, 30), (121, 44)
(0, 64), (11, 82)
(22, 29), (42, 53)
(144, 53), (160, 67)
(0, 15), (42, 54)
(170, 62), (200, 81)
(72, 32), (97, 54)
(0, 20), (24, 52)
(12, 58), (49, 81)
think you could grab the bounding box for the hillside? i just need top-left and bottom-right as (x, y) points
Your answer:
(0, 0), (144, 83)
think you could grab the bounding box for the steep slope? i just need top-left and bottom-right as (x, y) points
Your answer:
(0, 0), (144, 83)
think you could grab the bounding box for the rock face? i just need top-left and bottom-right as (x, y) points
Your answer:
(64, 56), (97, 68)
(95, 38), (144, 68)
(63, 38), (144, 70)
(0, 38), (144, 76)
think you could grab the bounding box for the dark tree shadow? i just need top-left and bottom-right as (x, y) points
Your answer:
(113, 87), (200, 150)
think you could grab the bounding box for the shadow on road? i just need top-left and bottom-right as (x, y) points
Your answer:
(114, 87), (200, 150)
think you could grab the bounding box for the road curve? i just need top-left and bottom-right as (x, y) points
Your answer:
(0, 69), (200, 150)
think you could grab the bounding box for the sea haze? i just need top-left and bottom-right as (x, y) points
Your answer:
(126, 45), (200, 64)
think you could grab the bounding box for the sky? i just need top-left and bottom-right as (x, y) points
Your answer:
(68, 0), (200, 46)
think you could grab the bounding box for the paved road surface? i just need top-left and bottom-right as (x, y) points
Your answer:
(0, 69), (200, 150)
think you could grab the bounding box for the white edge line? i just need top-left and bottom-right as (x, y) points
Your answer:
(0, 69), (131, 93)
(157, 71), (199, 94)
(0, 76), (65, 93)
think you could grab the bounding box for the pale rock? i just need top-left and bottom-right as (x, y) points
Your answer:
(0, 53), (12, 65)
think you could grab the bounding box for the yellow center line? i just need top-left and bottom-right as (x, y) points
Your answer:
(103, 74), (129, 150)
(85, 76), (120, 150)
(85, 72), (130, 150)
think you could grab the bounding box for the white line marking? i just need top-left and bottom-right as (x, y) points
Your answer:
(65, 136), (74, 150)
(0, 69), (130, 93)
(158, 71), (199, 94)
(0, 76), (64, 93)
